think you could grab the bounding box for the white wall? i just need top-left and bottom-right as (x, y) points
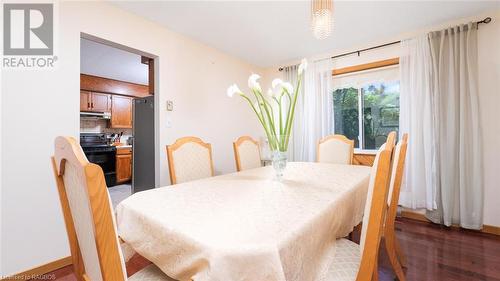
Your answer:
(1, 2), (263, 276)
(0, 12), (3, 274)
(267, 10), (500, 228)
(477, 10), (500, 230)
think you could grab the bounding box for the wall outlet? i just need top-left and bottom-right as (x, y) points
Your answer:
(166, 100), (174, 111)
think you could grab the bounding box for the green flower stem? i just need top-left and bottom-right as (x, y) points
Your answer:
(284, 76), (302, 150)
(283, 88), (293, 131)
(283, 91), (294, 148)
(239, 72), (304, 153)
(270, 96), (285, 151)
(253, 89), (278, 148)
(263, 97), (277, 135)
(240, 94), (276, 150)
(249, 90), (275, 148)
(260, 93), (278, 137)
(278, 97), (283, 139)
(271, 96), (282, 135)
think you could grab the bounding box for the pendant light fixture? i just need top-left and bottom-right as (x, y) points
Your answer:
(311, 0), (333, 40)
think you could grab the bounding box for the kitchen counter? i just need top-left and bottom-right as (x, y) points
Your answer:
(115, 145), (132, 149)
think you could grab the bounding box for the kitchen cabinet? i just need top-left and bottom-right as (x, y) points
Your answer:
(116, 147), (132, 183)
(80, 91), (111, 113)
(111, 95), (133, 128)
(80, 91), (91, 111)
(91, 92), (112, 112)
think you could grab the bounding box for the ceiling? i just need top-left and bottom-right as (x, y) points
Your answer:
(110, 1), (499, 67)
(81, 38), (148, 85)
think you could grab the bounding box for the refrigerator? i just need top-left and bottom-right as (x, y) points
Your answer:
(132, 95), (156, 193)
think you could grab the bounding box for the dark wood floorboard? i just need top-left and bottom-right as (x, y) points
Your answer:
(32, 218), (500, 281)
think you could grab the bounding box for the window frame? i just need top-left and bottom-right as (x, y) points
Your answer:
(332, 58), (400, 153)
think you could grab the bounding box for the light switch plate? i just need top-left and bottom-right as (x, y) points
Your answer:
(166, 100), (174, 111)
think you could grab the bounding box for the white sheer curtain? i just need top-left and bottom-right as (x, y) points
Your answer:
(399, 35), (437, 210)
(286, 59), (333, 161)
(400, 23), (483, 229)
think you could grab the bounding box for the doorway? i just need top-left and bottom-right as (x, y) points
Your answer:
(79, 34), (159, 208)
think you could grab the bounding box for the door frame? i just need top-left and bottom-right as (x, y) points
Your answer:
(80, 33), (161, 188)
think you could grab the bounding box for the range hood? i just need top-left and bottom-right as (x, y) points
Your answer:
(80, 112), (111, 120)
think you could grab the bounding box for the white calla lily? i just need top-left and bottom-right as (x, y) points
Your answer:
(226, 84), (241, 98)
(282, 82), (293, 94)
(298, 58), (308, 75)
(272, 78), (283, 89)
(267, 88), (274, 97)
(248, 74), (262, 91)
(227, 63), (304, 158)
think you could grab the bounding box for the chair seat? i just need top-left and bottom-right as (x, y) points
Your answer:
(325, 238), (361, 281)
(129, 264), (178, 281)
(120, 242), (136, 262)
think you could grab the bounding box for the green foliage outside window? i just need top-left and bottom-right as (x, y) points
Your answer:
(333, 81), (400, 150)
(333, 87), (359, 147)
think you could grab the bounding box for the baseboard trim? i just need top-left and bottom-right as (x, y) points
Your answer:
(400, 210), (431, 223)
(400, 210), (500, 237)
(1, 256), (72, 280)
(482, 225), (500, 236)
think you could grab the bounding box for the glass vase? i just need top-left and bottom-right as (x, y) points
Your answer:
(271, 149), (288, 180)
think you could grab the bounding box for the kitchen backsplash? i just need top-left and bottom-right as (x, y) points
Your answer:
(80, 119), (132, 144)
(80, 119), (107, 133)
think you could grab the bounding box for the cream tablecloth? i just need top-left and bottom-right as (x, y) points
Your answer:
(116, 162), (371, 281)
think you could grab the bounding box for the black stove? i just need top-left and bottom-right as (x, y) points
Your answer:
(80, 133), (117, 187)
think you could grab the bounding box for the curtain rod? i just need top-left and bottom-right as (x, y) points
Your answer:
(278, 16), (492, 72)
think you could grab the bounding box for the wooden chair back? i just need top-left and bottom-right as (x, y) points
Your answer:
(317, 134), (355, 164)
(52, 136), (127, 281)
(387, 133), (409, 220)
(233, 136), (261, 171)
(356, 131), (396, 281)
(166, 136), (214, 185)
(382, 133), (409, 281)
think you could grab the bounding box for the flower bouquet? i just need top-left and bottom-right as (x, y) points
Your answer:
(227, 59), (307, 179)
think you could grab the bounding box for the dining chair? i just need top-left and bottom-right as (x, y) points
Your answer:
(325, 131), (396, 281)
(382, 133), (409, 281)
(317, 134), (355, 165)
(233, 136), (261, 171)
(166, 136), (214, 185)
(51, 136), (176, 281)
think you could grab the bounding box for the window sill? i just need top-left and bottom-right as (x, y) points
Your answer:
(354, 149), (378, 155)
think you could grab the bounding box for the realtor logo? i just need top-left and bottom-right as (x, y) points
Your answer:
(3, 3), (53, 56)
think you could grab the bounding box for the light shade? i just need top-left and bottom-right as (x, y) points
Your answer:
(311, 0), (333, 40)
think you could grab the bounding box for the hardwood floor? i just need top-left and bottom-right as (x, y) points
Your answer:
(379, 218), (500, 281)
(32, 218), (500, 281)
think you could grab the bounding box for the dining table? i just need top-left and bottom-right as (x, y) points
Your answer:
(116, 162), (372, 281)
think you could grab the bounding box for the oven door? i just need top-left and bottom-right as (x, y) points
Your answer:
(84, 150), (117, 187)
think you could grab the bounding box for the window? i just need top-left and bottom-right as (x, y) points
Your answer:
(333, 87), (360, 147)
(332, 65), (400, 150)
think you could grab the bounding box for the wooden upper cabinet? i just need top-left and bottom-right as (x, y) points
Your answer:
(111, 95), (133, 128)
(91, 92), (111, 113)
(80, 91), (91, 111)
(80, 91), (111, 113)
(80, 74), (146, 127)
